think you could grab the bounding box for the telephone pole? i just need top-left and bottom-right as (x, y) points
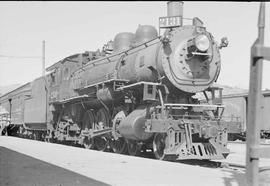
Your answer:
(246, 2), (270, 186)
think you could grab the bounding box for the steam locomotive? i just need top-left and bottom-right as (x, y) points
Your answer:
(0, 2), (241, 161)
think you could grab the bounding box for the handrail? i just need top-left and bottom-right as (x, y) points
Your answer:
(72, 36), (162, 74)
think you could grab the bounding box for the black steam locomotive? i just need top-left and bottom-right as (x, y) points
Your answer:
(0, 1), (241, 161)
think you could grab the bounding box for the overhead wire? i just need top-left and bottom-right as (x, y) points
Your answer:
(0, 55), (41, 59)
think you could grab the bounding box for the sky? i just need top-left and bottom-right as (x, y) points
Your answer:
(0, 1), (269, 90)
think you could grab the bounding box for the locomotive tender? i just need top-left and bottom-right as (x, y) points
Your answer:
(0, 2), (241, 160)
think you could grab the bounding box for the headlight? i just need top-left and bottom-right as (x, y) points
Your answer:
(195, 34), (210, 52)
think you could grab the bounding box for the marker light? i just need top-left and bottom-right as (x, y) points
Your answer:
(195, 34), (210, 52)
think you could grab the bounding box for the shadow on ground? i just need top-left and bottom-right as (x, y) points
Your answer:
(0, 147), (110, 186)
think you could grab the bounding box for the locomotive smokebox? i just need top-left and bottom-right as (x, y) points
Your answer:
(167, 1), (183, 19)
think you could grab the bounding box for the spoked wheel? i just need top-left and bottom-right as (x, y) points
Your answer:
(110, 109), (127, 154)
(112, 110), (126, 139)
(127, 140), (141, 156)
(83, 136), (95, 149)
(153, 133), (167, 160)
(82, 110), (95, 149)
(94, 136), (108, 151)
(96, 108), (110, 129)
(110, 137), (127, 154)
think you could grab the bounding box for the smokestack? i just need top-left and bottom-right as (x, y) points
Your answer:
(42, 40), (45, 76)
(167, 1), (183, 17)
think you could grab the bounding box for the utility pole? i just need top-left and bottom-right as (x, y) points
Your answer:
(246, 2), (270, 186)
(42, 40), (45, 76)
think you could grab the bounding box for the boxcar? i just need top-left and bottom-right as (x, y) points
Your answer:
(0, 76), (48, 136)
(222, 90), (270, 139)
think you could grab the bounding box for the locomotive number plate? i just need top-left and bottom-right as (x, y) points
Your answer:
(159, 16), (182, 28)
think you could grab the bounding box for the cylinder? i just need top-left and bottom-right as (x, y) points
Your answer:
(167, 1), (183, 17)
(118, 107), (153, 141)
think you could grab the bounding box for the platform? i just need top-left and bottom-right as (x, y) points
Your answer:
(0, 147), (109, 186)
(216, 141), (270, 167)
(0, 136), (269, 186)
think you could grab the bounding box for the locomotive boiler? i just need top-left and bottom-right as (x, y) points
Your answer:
(0, 1), (241, 161)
